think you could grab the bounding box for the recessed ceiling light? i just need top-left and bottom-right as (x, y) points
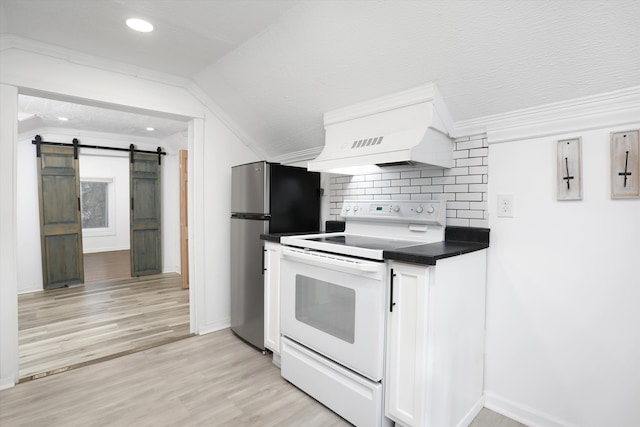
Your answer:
(146, 127), (155, 131)
(126, 18), (154, 33)
(58, 117), (69, 121)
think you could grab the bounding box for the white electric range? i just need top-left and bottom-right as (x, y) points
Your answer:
(279, 200), (446, 427)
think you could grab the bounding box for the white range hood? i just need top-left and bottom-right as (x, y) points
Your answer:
(308, 83), (455, 175)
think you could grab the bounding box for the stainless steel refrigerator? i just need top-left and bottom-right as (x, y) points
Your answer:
(230, 161), (320, 350)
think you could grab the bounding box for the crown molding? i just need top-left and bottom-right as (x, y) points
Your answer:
(455, 85), (640, 144)
(270, 146), (323, 165)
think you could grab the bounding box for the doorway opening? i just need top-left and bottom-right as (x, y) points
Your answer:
(16, 93), (192, 382)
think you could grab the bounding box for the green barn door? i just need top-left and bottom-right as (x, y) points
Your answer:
(130, 152), (162, 276)
(37, 145), (84, 289)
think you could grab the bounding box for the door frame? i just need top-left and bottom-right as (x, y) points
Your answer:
(1, 84), (205, 390)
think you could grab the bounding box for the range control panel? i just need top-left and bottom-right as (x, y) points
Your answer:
(340, 200), (445, 225)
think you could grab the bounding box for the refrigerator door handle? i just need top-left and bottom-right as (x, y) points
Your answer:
(262, 248), (266, 274)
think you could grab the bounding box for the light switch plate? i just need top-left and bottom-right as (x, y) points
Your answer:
(497, 194), (514, 217)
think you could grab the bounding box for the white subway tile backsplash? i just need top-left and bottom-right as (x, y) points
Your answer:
(453, 150), (470, 159)
(469, 148), (488, 158)
(457, 210), (484, 219)
(401, 171), (421, 179)
(432, 193), (455, 201)
(326, 133), (489, 225)
(456, 193), (483, 201)
(456, 157), (484, 167)
(382, 187), (400, 194)
(456, 140), (483, 150)
(469, 202), (488, 210)
(421, 169), (444, 177)
(411, 177), (433, 186)
(432, 176), (456, 185)
(382, 172), (401, 180)
(444, 167), (469, 176)
(421, 185), (444, 193)
(469, 184), (488, 193)
(391, 194), (411, 201)
(401, 186), (421, 194)
(444, 184), (469, 193)
(456, 175), (482, 184)
(448, 201), (470, 210)
(468, 166), (488, 175)
(448, 218), (470, 227)
(411, 193), (432, 200)
(470, 219), (489, 228)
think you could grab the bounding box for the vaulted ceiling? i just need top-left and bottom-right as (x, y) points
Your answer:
(2, 0), (639, 158)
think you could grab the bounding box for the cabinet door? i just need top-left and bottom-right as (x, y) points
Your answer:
(385, 262), (430, 427)
(264, 241), (282, 353)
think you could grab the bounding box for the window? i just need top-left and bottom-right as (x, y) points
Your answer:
(80, 178), (115, 236)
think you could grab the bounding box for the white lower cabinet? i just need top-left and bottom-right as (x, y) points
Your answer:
(263, 241), (282, 355)
(385, 250), (487, 427)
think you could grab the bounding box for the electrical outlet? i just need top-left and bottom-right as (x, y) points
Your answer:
(497, 194), (514, 218)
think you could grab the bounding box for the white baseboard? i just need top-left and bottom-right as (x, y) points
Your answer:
(484, 391), (578, 427)
(457, 395), (485, 427)
(0, 376), (16, 391)
(18, 284), (43, 294)
(197, 319), (230, 335)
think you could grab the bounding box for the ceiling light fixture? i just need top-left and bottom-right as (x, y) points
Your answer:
(58, 117), (69, 121)
(146, 127), (155, 131)
(126, 18), (154, 33)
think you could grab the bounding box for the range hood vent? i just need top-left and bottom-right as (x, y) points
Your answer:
(308, 83), (455, 175)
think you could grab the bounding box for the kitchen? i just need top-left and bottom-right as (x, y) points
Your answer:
(1, 2), (639, 427)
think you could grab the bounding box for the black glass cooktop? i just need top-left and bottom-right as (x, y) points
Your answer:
(306, 235), (421, 251)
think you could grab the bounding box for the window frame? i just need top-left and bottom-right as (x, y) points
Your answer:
(80, 177), (116, 237)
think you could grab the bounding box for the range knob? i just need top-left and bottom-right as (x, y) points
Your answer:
(344, 205), (351, 212)
(427, 205), (435, 214)
(393, 205), (400, 213)
(416, 205), (424, 213)
(353, 205), (359, 212)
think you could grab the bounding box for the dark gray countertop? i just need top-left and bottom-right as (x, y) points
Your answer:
(383, 240), (489, 265)
(261, 226), (490, 266)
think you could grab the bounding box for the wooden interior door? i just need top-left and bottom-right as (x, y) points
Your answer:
(130, 152), (162, 276)
(37, 145), (84, 289)
(179, 150), (189, 289)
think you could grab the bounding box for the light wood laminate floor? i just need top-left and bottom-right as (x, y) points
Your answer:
(83, 250), (131, 282)
(1, 329), (525, 427)
(18, 273), (190, 381)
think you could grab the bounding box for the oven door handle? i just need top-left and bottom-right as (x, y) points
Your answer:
(281, 247), (382, 273)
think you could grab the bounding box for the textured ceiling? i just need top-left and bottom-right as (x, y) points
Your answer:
(2, 0), (639, 158)
(18, 95), (188, 139)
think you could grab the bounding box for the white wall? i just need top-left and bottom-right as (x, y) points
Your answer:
(16, 128), (186, 293)
(79, 154), (130, 253)
(1, 43), (259, 389)
(485, 123), (640, 427)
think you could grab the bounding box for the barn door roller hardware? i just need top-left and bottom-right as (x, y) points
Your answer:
(32, 135), (166, 165)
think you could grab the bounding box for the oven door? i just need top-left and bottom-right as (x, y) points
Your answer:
(280, 246), (387, 381)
